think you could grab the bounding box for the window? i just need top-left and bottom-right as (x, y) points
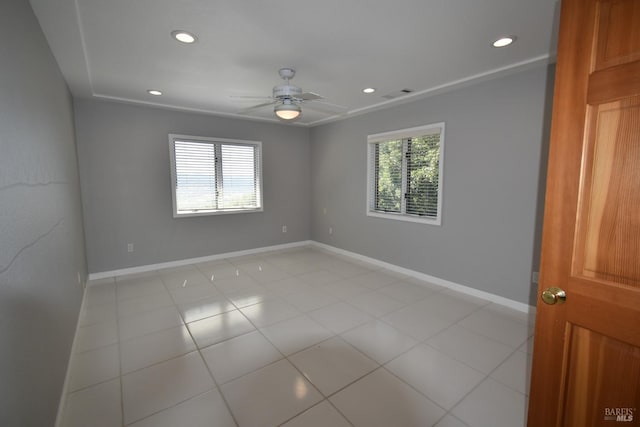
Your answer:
(367, 123), (444, 225)
(169, 134), (262, 217)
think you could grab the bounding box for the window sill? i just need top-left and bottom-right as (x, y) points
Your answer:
(366, 210), (441, 226)
(173, 208), (263, 218)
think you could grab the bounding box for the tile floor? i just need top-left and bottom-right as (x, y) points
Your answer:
(60, 246), (535, 427)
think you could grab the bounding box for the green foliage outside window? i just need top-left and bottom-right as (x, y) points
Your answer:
(406, 134), (440, 217)
(374, 133), (440, 217)
(374, 140), (403, 212)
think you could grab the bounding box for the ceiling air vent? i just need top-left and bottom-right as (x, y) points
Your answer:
(381, 88), (414, 100)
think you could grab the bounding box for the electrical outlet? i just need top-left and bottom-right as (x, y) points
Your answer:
(77, 272), (81, 285)
(282, 225), (287, 233)
(323, 207), (327, 215)
(532, 271), (539, 284)
(127, 243), (134, 253)
(329, 226), (333, 235)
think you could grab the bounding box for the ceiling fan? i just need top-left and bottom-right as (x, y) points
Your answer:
(234, 68), (347, 122)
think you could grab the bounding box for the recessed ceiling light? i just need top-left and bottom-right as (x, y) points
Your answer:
(147, 89), (162, 96)
(171, 30), (197, 44)
(492, 36), (516, 48)
(363, 87), (376, 94)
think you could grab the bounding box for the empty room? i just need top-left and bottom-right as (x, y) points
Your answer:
(3, 0), (639, 426)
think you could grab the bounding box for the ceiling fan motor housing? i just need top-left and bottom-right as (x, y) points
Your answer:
(273, 84), (302, 100)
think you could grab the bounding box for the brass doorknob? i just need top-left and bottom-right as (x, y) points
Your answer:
(541, 287), (566, 305)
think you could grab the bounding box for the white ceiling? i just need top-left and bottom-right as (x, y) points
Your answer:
(30, 0), (559, 126)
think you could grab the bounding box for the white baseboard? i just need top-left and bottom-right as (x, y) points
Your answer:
(88, 240), (313, 282)
(54, 286), (87, 427)
(87, 239), (534, 315)
(311, 241), (536, 315)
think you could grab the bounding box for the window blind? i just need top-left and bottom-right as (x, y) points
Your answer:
(367, 123), (444, 225)
(405, 134), (440, 217)
(220, 144), (260, 209)
(170, 134), (262, 216)
(371, 139), (402, 213)
(174, 140), (218, 213)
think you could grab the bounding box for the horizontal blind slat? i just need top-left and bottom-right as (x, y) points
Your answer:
(172, 138), (261, 214)
(368, 125), (443, 221)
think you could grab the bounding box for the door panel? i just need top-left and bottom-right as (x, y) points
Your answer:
(563, 326), (640, 426)
(594, 0), (640, 69)
(576, 97), (640, 286)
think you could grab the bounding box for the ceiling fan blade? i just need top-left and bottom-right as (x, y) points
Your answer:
(299, 92), (324, 101)
(237, 101), (277, 114)
(303, 100), (349, 114)
(231, 95), (274, 100)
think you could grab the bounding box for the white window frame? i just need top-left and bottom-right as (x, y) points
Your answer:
(366, 123), (445, 225)
(169, 134), (263, 218)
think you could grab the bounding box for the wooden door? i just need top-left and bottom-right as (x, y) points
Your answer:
(527, 0), (640, 426)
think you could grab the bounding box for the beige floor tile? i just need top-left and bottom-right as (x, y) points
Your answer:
(201, 330), (282, 384)
(281, 401), (352, 427)
(187, 309), (255, 348)
(221, 359), (323, 427)
(330, 368), (445, 427)
(128, 389), (236, 427)
(122, 352), (215, 424)
(289, 337), (378, 396)
(452, 378), (528, 427)
(61, 379), (121, 427)
(386, 344), (485, 410)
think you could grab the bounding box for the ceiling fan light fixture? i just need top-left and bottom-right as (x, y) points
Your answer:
(274, 102), (301, 121)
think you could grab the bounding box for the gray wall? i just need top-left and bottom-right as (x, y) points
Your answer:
(74, 100), (311, 273)
(310, 64), (554, 305)
(0, 0), (87, 425)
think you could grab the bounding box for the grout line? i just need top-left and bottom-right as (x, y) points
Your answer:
(417, 315), (532, 423)
(61, 344), (120, 395)
(190, 332), (242, 426)
(124, 388), (237, 427)
(326, 399), (357, 427)
(76, 246), (532, 426)
(376, 364), (450, 413)
(433, 344), (528, 424)
(216, 270), (384, 424)
(480, 344), (532, 396)
(125, 275), (241, 427)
